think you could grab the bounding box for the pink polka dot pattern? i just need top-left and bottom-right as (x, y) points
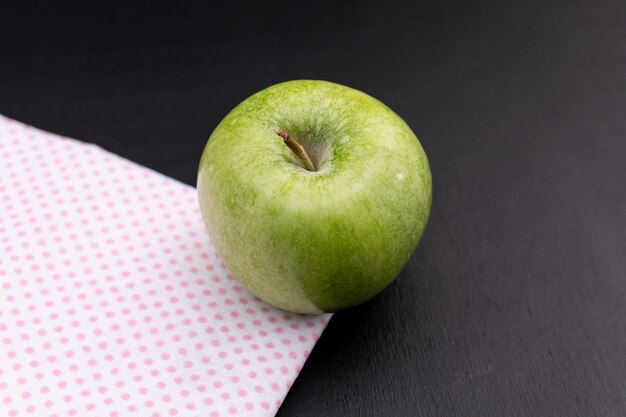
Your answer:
(0, 115), (331, 417)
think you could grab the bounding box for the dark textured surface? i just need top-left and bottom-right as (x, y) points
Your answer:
(2, 1), (626, 416)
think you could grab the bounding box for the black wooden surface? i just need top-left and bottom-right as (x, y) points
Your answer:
(2, 1), (626, 416)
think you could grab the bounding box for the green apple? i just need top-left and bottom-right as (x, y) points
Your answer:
(197, 80), (431, 314)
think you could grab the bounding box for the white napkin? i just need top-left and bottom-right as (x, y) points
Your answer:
(0, 115), (331, 417)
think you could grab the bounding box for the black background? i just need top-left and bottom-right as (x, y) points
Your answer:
(2, 1), (626, 416)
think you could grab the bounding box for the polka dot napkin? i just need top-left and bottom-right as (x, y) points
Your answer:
(0, 115), (331, 417)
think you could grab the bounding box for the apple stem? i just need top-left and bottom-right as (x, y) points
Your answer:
(277, 131), (316, 172)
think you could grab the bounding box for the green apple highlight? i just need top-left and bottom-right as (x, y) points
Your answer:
(197, 80), (431, 314)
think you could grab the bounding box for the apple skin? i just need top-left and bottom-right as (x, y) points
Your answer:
(197, 80), (431, 314)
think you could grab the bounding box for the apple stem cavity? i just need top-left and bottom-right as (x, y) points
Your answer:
(277, 131), (316, 172)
